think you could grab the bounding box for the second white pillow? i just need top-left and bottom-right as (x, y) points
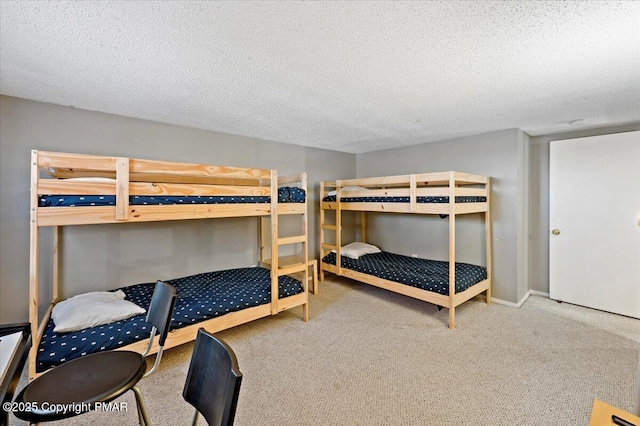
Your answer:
(332, 242), (381, 259)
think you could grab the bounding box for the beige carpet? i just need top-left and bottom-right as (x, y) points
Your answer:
(10, 276), (640, 425)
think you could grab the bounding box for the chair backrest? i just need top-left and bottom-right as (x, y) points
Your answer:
(147, 281), (177, 347)
(183, 328), (242, 426)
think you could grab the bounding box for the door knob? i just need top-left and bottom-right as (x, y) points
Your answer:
(552, 229), (561, 235)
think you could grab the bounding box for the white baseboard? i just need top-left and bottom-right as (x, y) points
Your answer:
(485, 290), (549, 308)
(529, 290), (549, 298)
(492, 290), (531, 308)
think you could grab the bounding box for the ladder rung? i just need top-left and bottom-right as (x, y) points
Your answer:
(278, 235), (306, 246)
(278, 263), (307, 276)
(321, 224), (337, 230)
(321, 243), (337, 251)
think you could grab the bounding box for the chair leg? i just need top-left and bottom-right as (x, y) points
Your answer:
(191, 409), (199, 426)
(131, 385), (151, 426)
(136, 398), (145, 426)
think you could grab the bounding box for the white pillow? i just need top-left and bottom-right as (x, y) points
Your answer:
(52, 290), (146, 333)
(332, 242), (382, 259)
(328, 186), (369, 197)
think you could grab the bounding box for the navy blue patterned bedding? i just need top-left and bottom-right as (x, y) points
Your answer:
(39, 186), (306, 207)
(322, 195), (485, 203)
(37, 267), (303, 372)
(322, 251), (486, 296)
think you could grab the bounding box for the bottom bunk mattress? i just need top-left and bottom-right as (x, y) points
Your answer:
(322, 251), (486, 296)
(37, 267), (303, 372)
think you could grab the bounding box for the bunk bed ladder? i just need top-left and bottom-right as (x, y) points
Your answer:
(261, 173), (309, 321)
(277, 174), (309, 321)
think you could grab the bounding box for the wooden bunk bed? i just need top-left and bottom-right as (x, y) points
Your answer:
(319, 171), (491, 329)
(29, 150), (310, 379)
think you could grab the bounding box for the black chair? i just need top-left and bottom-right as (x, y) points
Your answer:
(183, 329), (242, 426)
(13, 281), (177, 425)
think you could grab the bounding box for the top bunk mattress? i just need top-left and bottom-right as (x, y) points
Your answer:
(36, 266), (303, 372)
(322, 195), (485, 203)
(321, 251), (486, 296)
(39, 186), (306, 207)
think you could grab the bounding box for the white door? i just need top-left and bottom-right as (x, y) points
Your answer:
(549, 131), (640, 318)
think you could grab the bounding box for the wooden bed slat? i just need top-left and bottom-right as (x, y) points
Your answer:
(338, 188), (409, 198)
(37, 180), (273, 197)
(452, 279), (491, 307)
(52, 170), (265, 186)
(38, 151), (117, 171)
(414, 172), (451, 184)
(277, 292), (307, 312)
(117, 304), (273, 358)
(338, 174), (413, 187)
(454, 187), (487, 197)
(278, 235), (306, 246)
(453, 202), (488, 214)
(277, 204), (305, 215)
(278, 174), (304, 185)
(129, 158), (271, 180)
(37, 204), (272, 226)
(453, 171), (487, 184)
(278, 263), (308, 276)
(322, 264), (452, 306)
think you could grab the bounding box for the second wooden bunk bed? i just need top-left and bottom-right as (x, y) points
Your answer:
(29, 150), (310, 379)
(319, 171), (492, 329)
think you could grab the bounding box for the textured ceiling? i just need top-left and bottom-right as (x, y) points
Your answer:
(1, 1), (639, 154)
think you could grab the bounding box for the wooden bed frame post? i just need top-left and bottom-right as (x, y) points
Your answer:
(361, 212), (366, 243)
(319, 181), (325, 282)
(115, 157), (129, 221)
(409, 174), (417, 213)
(448, 171), (456, 329)
(336, 181), (342, 276)
(28, 150), (40, 379)
(52, 226), (60, 303)
(259, 217), (266, 265)
(485, 178), (492, 304)
(270, 170), (279, 315)
(302, 173), (309, 321)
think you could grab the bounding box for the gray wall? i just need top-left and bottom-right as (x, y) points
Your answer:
(4, 93), (635, 322)
(529, 122), (640, 294)
(0, 95), (355, 323)
(356, 129), (526, 304)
